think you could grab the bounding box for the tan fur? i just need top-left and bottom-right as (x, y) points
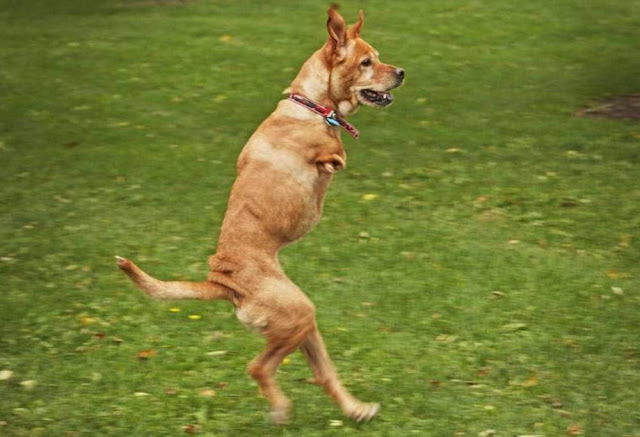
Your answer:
(116, 7), (403, 424)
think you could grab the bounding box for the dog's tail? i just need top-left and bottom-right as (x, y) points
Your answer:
(115, 256), (233, 302)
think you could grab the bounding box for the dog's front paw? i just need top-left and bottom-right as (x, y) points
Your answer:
(316, 153), (346, 174)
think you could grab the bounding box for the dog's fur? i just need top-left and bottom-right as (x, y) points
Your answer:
(116, 7), (403, 424)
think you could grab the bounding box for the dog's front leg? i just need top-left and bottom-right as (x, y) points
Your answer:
(316, 153), (346, 174)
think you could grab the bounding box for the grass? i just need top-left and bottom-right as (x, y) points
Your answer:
(1, 0), (640, 435)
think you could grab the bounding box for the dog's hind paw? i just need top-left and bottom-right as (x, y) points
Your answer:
(347, 402), (380, 422)
(269, 402), (291, 426)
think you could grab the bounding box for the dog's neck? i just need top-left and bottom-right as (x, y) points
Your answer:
(287, 47), (358, 118)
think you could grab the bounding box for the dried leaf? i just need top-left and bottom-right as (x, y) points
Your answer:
(567, 424), (581, 435)
(79, 316), (95, 326)
(521, 373), (539, 388)
(20, 380), (37, 390)
(606, 269), (629, 279)
(611, 287), (624, 296)
(618, 235), (631, 248)
(137, 349), (157, 360)
(183, 424), (198, 434)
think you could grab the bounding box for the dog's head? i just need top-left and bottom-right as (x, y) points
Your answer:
(324, 7), (404, 115)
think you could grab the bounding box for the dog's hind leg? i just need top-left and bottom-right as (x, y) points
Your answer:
(248, 341), (297, 425)
(115, 256), (233, 301)
(300, 327), (380, 422)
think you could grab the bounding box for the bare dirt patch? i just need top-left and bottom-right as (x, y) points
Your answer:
(576, 94), (640, 121)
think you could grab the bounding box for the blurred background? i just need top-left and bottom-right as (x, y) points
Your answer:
(1, 1), (639, 435)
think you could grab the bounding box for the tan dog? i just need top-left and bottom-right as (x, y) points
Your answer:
(116, 7), (404, 424)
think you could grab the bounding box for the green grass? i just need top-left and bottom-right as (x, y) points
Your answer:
(2, 0), (640, 435)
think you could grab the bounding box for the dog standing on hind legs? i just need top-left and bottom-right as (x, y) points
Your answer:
(116, 7), (404, 424)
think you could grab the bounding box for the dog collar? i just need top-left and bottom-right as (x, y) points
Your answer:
(287, 93), (359, 139)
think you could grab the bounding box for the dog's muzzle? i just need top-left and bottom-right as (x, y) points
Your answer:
(358, 67), (405, 107)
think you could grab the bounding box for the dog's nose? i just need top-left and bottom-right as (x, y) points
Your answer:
(394, 68), (405, 81)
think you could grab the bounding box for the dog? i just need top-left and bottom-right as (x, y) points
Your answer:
(116, 7), (404, 424)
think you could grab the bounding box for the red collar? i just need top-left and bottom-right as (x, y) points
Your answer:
(287, 93), (359, 139)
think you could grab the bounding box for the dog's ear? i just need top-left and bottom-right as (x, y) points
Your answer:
(326, 7), (347, 59)
(347, 9), (364, 39)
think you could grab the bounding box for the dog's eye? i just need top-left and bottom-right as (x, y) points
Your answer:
(361, 58), (372, 67)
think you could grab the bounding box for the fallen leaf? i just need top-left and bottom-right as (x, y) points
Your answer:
(606, 269), (630, 279)
(219, 35), (233, 43)
(521, 373), (539, 388)
(0, 370), (14, 381)
(477, 367), (491, 376)
(183, 424), (198, 434)
(216, 381), (228, 389)
(80, 316), (95, 326)
(199, 389), (216, 397)
(165, 388), (178, 396)
(282, 357), (291, 365)
(137, 349), (157, 360)
(205, 350), (227, 356)
(618, 235), (631, 248)
(446, 147), (462, 153)
(611, 287), (624, 296)
(362, 193), (378, 201)
(567, 424), (581, 435)
(133, 392), (150, 397)
(329, 419), (343, 427)
(188, 314), (202, 320)
(169, 308), (181, 313)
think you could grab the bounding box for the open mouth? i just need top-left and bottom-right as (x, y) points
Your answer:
(358, 89), (394, 107)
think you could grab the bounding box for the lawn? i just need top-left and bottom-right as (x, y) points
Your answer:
(1, 0), (640, 435)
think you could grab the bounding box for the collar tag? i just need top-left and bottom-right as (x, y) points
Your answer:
(325, 112), (341, 127)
